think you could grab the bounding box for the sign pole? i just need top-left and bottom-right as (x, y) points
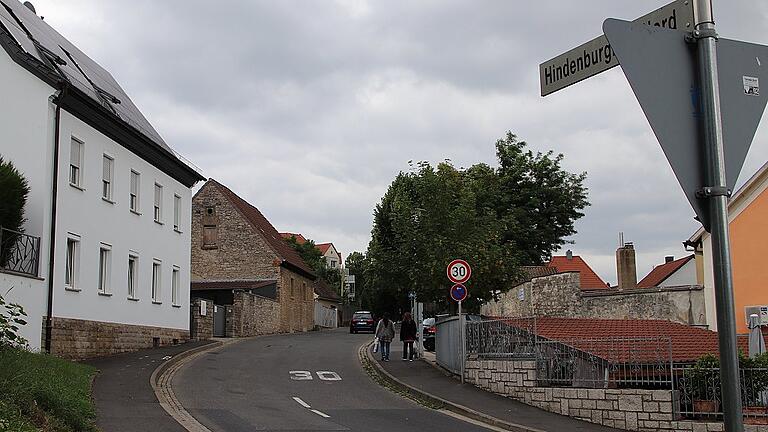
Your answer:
(694, 1), (743, 430)
(458, 299), (465, 384)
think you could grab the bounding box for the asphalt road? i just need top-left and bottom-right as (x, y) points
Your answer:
(175, 329), (493, 431)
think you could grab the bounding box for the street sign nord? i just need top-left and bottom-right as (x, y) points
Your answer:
(603, 19), (768, 230)
(539, 0), (693, 96)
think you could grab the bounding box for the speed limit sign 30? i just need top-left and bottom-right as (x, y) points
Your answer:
(447, 259), (471, 284)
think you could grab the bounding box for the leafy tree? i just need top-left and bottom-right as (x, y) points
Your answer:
(366, 132), (589, 315)
(345, 251), (370, 307)
(284, 235), (342, 292)
(0, 156), (29, 234)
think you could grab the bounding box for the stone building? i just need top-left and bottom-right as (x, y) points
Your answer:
(482, 249), (706, 327)
(191, 179), (316, 335)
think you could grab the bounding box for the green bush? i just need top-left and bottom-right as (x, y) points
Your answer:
(0, 156), (29, 233)
(0, 293), (27, 348)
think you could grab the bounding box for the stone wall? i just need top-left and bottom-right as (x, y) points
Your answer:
(190, 298), (213, 341)
(226, 291), (280, 337)
(464, 357), (768, 432)
(481, 272), (706, 326)
(47, 316), (188, 360)
(277, 268), (314, 333)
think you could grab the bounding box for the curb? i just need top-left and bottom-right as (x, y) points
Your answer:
(150, 339), (235, 432)
(359, 342), (545, 432)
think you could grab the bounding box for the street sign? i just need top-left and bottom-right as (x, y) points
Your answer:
(446, 259), (471, 284)
(603, 19), (768, 230)
(539, 0), (693, 96)
(450, 283), (468, 302)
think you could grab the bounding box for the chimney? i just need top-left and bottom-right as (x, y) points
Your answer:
(616, 242), (637, 290)
(665, 256), (675, 263)
(566, 249), (573, 260)
(23, 1), (36, 14)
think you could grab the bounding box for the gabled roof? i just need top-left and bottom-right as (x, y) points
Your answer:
(280, 232), (307, 244)
(209, 180), (316, 279)
(502, 316), (752, 363)
(314, 279), (341, 303)
(0, 0), (203, 186)
(316, 243), (334, 255)
(547, 255), (609, 290)
(637, 255), (694, 288)
(689, 161), (768, 244)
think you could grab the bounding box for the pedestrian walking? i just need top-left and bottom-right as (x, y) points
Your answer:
(400, 312), (417, 361)
(375, 313), (395, 361)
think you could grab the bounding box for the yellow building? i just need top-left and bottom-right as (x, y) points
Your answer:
(688, 162), (768, 334)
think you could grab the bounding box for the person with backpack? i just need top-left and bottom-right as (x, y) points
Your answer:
(375, 312), (395, 361)
(400, 312), (418, 361)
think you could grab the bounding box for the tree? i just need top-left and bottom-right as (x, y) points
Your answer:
(0, 156), (29, 234)
(345, 251), (370, 307)
(284, 235), (342, 292)
(0, 157), (30, 268)
(365, 132), (588, 315)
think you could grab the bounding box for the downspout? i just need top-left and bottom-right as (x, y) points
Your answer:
(44, 86), (65, 354)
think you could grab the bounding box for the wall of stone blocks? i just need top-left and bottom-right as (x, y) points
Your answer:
(226, 291), (280, 337)
(480, 272), (706, 327)
(277, 268), (314, 333)
(47, 316), (188, 360)
(190, 298), (213, 341)
(464, 357), (768, 432)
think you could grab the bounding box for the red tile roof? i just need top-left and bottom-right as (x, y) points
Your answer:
(637, 255), (694, 288)
(280, 232), (307, 244)
(209, 180), (316, 279)
(316, 243), (333, 254)
(547, 255), (609, 290)
(314, 279), (341, 302)
(499, 316), (751, 363)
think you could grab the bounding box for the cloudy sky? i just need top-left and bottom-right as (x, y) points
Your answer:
(31, 0), (768, 284)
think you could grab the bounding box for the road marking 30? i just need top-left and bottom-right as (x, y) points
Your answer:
(289, 370), (342, 381)
(292, 397), (311, 408)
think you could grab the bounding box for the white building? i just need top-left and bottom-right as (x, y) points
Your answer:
(0, 0), (204, 358)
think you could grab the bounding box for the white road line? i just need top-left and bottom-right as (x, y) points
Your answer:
(292, 397), (311, 408)
(310, 409), (331, 418)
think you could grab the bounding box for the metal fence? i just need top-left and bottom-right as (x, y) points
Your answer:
(465, 317), (537, 358)
(675, 366), (768, 421)
(0, 227), (40, 277)
(435, 316), (463, 375)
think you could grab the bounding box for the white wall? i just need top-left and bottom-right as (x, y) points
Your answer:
(659, 259), (697, 287)
(0, 47), (57, 351)
(51, 111), (193, 331)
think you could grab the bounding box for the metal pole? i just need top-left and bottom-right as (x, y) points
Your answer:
(694, 1), (743, 430)
(459, 300), (465, 384)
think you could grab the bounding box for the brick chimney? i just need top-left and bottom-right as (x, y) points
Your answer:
(616, 242), (637, 290)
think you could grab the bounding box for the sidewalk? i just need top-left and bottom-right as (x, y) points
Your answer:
(87, 341), (212, 432)
(375, 343), (622, 432)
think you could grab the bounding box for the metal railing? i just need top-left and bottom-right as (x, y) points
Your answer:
(465, 319), (673, 388)
(0, 227), (41, 277)
(675, 366), (768, 421)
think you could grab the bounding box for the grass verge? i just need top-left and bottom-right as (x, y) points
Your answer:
(0, 348), (97, 432)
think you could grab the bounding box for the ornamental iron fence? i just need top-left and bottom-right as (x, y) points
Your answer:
(0, 226), (40, 277)
(674, 366), (768, 421)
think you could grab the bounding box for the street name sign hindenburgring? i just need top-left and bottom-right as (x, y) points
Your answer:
(539, 0), (693, 96)
(603, 19), (768, 230)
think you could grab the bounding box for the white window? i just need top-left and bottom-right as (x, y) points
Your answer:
(154, 183), (163, 223)
(102, 155), (114, 201)
(69, 137), (83, 187)
(130, 171), (140, 212)
(128, 254), (138, 299)
(98, 244), (111, 294)
(172, 266), (180, 306)
(330, 260), (337, 268)
(173, 194), (181, 231)
(65, 237), (80, 290)
(152, 260), (162, 303)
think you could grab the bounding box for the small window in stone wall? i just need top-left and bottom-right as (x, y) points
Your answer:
(202, 206), (218, 248)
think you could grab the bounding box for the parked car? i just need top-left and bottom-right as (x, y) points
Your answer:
(350, 311), (376, 333)
(422, 317), (436, 351)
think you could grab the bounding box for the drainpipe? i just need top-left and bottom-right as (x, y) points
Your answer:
(44, 86), (65, 354)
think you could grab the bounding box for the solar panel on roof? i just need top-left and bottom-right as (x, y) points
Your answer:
(0, 0), (172, 153)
